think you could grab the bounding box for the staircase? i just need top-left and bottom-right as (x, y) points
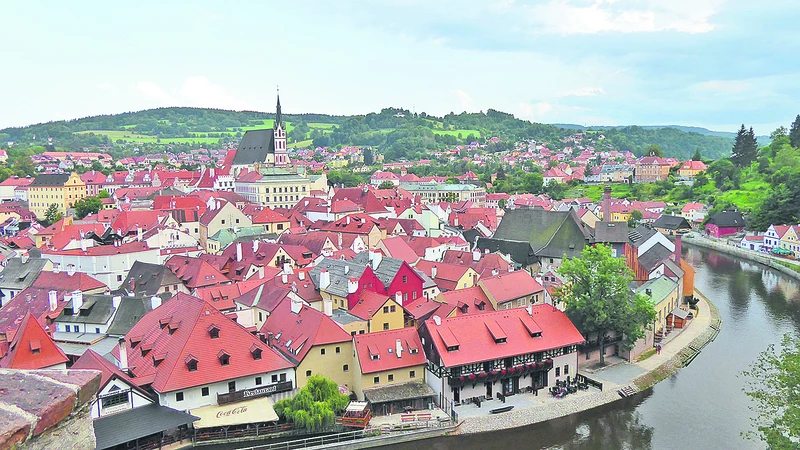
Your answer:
(617, 385), (638, 398)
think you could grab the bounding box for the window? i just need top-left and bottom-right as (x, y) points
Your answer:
(383, 322), (390, 331)
(95, 327), (100, 333)
(280, 373), (286, 382)
(251, 347), (262, 360)
(343, 364), (349, 372)
(390, 305), (396, 313)
(388, 374), (394, 382)
(235, 219), (240, 224)
(410, 370), (416, 378)
(306, 370), (312, 377)
(564, 365), (569, 375)
(403, 293), (408, 302)
(176, 392), (184, 402)
(209, 327), (220, 339)
(187, 360), (198, 372)
(373, 376), (380, 384)
(412, 291), (417, 300)
(321, 348), (326, 355)
(272, 374), (278, 383)
(228, 381), (236, 393)
(117, 275), (123, 282)
(555, 367), (561, 377)
(383, 306), (389, 314)
(402, 275), (408, 283)
(336, 346), (341, 354)
(201, 387), (209, 397)
(255, 377), (262, 385)
(101, 391), (128, 409)
(219, 354), (230, 366)
(221, 219), (226, 225)
(64, 325), (71, 333)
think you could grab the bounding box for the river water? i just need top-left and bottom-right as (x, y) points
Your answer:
(385, 246), (800, 450)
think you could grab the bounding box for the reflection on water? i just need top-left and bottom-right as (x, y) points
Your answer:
(385, 247), (800, 450)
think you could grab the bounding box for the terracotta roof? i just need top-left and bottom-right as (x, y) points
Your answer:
(31, 271), (106, 292)
(43, 241), (153, 257)
(354, 328), (426, 374)
(164, 256), (229, 289)
(479, 271), (544, 305)
(414, 260), (474, 291)
(0, 288), (70, 336)
(193, 277), (272, 311)
(117, 292), (292, 392)
(260, 297), (352, 364)
(349, 290), (392, 320)
(380, 237), (419, 264)
(71, 349), (153, 400)
(0, 312), (68, 369)
(322, 213), (382, 235)
(437, 286), (494, 315)
(424, 306), (584, 368)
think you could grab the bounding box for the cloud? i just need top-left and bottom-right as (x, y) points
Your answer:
(97, 82), (117, 92)
(691, 79), (751, 94)
(526, 0), (721, 34)
(518, 101), (553, 120)
(564, 87), (607, 97)
(135, 81), (177, 105)
(179, 76), (253, 111)
(451, 89), (474, 111)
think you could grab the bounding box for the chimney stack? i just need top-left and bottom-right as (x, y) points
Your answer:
(348, 277), (358, 294)
(236, 241), (243, 262)
(472, 248), (481, 262)
(431, 265), (438, 279)
(433, 315), (441, 326)
(603, 186), (612, 222)
(283, 263), (293, 275)
(368, 248), (382, 270)
(673, 234), (683, 263)
(290, 296), (303, 314)
(112, 295), (122, 310)
(298, 270), (306, 281)
(67, 264), (76, 277)
(53, 263), (61, 274)
(20, 252), (29, 264)
(150, 295), (162, 310)
(396, 339), (403, 358)
(395, 291), (403, 306)
(319, 268), (330, 289)
(282, 273), (288, 284)
(257, 265), (265, 279)
(80, 238), (87, 252)
(71, 290), (83, 315)
(252, 239), (258, 253)
(118, 338), (128, 371)
(137, 227), (143, 242)
(48, 290), (58, 312)
(323, 297), (333, 316)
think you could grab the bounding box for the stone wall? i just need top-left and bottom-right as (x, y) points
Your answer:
(0, 369), (101, 449)
(684, 235), (800, 281)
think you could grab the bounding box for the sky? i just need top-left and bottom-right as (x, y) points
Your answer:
(1, 0), (799, 134)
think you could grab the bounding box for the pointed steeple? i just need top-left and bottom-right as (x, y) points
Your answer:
(274, 87), (282, 130)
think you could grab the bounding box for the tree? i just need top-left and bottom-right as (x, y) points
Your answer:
(273, 376), (349, 433)
(692, 148), (702, 161)
(731, 124), (759, 167)
(646, 144), (663, 157)
(498, 198), (507, 209)
(791, 115), (800, 149)
(74, 197), (103, 219)
(377, 180), (395, 190)
(554, 244), (656, 365)
(43, 204), (62, 226)
(363, 147), (374, 166)
(544, 181), (567, 200)
(741, 334), (800, 448)
(628, 209), (643, 228)
(770, 126), (788, 141)
(98, 189), (110, 199)
(707, 158), (741, 191)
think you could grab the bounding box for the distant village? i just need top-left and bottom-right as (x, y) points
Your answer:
(0, 97), (792, 449)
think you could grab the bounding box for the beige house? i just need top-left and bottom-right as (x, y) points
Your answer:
(28, 173), (86, 219)
(198, 202), (252, 251)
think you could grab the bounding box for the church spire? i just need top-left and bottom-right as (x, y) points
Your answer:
(274, 87), (282, 130)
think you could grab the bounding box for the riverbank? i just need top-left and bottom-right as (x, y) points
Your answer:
(455, 292), (719, 435)
(683, 233), (800, 281)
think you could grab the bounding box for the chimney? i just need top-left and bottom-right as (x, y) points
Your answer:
(348, 277), (358, 294)
(346, 216), (351, 225)
(646, 288), (652, 296)
(491, 268), (499, 277)
(53, 263), (61, 274)
(80, 238), (87, 252)
(433, 315), (441, 326)
(526, 305), (533, 316)
(291, 296), (303, 314)
(67, 264), (76, 277)
(150, 295), (162, 310)
(48, 290), (58, 311)
(395, 291), (403, 306)
(118, 338), (128, 370)
(252, 239), (258, 253)
(323, 297), (333, 316)
(431, 265), (438, 279)
(257, 265), (265, 279)
(236, 241), (243, 262)
(137, 227), (143, 242)
(282, 273), (288, 284)
(71, 290), (83, 315)
(344, 265), (350, 275)
(673, 234), (683, 263)
(20, 252), (29, 264)
(603, 186), (612, 222)
(283, 263), (293, 275)
(112, 295), (122, 310)
(298, 271), (306, 281)
(396, 339), (403, 358)
(319, 268), (330, 289)
(368, 248), (382, 270)
(472, 248), (481, 262)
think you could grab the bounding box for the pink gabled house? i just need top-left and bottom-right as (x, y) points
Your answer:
(705, 210), (746, 238)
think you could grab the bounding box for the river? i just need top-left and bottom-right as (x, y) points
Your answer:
(384, 246), (800, 450)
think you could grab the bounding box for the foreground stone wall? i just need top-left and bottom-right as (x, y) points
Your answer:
(0, 369), (101, 449)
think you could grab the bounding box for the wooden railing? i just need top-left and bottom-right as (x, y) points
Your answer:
(576, 373), (603, 391)
(194, 424), (293, 443)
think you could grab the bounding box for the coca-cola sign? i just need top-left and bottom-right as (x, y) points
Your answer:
(216, 406), (248, 418)
(217, 381), (293, 405)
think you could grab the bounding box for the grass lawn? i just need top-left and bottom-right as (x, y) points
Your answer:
(431, 129), (481, 138)
(565, 183), (634, 201)
(308, 123), (336, 129)
(718, 179), (769, 211)
(76, 130), (222, 144)
(289, 139), (313, 149)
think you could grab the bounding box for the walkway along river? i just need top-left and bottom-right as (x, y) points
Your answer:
(384, 246), (800, 450)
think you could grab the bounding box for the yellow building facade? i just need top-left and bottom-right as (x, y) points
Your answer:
(28, 173), (86, 219)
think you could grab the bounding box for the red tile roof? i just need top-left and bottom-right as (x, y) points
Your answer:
(192, 277), (272, 311)
(414, 260), (474, 291)
(117, 292), (292, 392)
(0, 288), (70, 336)
(354, 328), (426, 374)
(479, 271), (544, 305)
(322, 213), (382, 235)
(437, 286), (494, 315)
(71, 349), (153, 399)
(349, 290), (392, 320)
(110, 211), (167, 235)
(165, 256), (229, 289)
(424, 306), (584, 368)
(260, 297), (351, 363)
(0, 312), (68, 369)
(379, 237), (419, 264)
(31, 271), (106, 292)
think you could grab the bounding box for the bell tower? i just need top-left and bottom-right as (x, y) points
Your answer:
(273, 88), (288, 167)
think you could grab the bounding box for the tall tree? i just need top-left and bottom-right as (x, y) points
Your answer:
(692, 148), (702, 161)
(362, 147), (374, 166)
(43, 204), (62, 226)
(646, 144), (664, 157)
(790, 115), (800, 149)
(554, 245), (656, 365)
(73, 197), (103, 219)
(742, 334), (800, 448)
(731, 124), (759, 167)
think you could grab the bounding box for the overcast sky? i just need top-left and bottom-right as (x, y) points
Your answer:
(2, 0), (798, 134)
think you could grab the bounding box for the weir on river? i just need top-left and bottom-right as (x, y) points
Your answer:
(382, 246), (800, 450)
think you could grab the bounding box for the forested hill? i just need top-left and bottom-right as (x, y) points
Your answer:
(1, 107), (735, 160)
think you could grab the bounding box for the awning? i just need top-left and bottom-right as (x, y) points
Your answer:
(94, 404), (198, 450)
(191, 396), (279, 429)
(363, 381), (436, 404)
(669, 307), (690, 319)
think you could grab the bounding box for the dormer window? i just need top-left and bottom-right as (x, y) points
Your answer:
(208, 324), (220, 339)
(250, 345), (262, 361)
(186, 356), (198, 372)
(218, 350), (230, 366)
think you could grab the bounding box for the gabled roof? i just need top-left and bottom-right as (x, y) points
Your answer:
(0, 257), (49, 290)
(232, 129), (276, 165)
(441, 250), (511, 277)
(32, 271), (106, 293)
(28, 173), (71, 187)
(234, 284), (291, 313)
(118, 292), (292, 392)
(164, 256), (228, 289)
(351, 252), (412, 288)
(436, 286), (494, 316)
(638, 243), (674, 271)
(707, 210), (746, 228)
(354, 328), (426, 374)
(479, 271), (544, 304)
(349, 290), (392, 320)
(636, 275), (678, 305)
(593, 222), (630, 244)
(0, 287), (70, 336)
(278, 233), (336, 256)
(194, 277), (273, 311)
(423, 306), (584, 368)
(0, 312), (68, 369)
(414, 260), (474, 291)
(308, 258), (373, 298)
(379, 237), (419, 264)
(322, 213), (383, 235)
(491, 209), (589, 259)
(260, 297), (352, 364)
(122, 261), (183, 297)
(72, 349), (153, 400)
(652, 214), (691, 231)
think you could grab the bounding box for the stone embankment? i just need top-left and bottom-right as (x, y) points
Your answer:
(683, 234), (800, 281)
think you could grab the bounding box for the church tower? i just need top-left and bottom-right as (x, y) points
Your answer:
(273, 90), (288, 167)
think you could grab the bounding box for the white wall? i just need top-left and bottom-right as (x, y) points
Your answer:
(42, 249), (161, 290)
(93, 378), (153, 419)
(158, 369), (296, 411)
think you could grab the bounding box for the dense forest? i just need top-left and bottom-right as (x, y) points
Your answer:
(0, 106), (737, 161)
